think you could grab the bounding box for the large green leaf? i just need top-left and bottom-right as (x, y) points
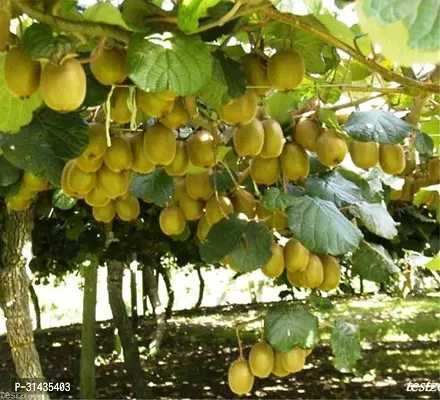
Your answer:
(0, 54), (42, 133)
(414, 131), (434, 156)
(425, 252), (440, 271)
(285, 195), (363, 255)
(352, 240), (399, 283)
(265, 306), (319, 352)
(178, 0), (221, 32)
(129, 169), (173, 207)
(305, 171), (366, 206)
(127, 33), (213, 96)
(0, 109), (88, 185)
(331, 320), (362, 372)
(344, 110), (411, 144)
(199, 215), (247, 263)
(270, 0), (322, 16)
(413, 184), (440, 207)
(0, 156), (20, 187)
(229, 221), (273, 272)
(263, 187), (299, 211)
(351, 202), (398, 240)
(83, 2), (132, 30)
(209, 168), (236, 194)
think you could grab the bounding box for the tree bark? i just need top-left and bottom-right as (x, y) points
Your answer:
(130, 264), (139, 331)
(107, 259), (147, 398)
(157, 262), (174, 318)
(80, 262), (98, 400)
(0, 208), (48, 400)
(142, 264), (160, 317)
(194, 264), (205, 309)
(29, 283), (41, 330)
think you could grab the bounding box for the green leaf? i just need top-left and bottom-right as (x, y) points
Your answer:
(82, 61), (111, 108)
(331, 320), (362, 373)
(127, 33), (213, 96)
(83, 2), (132, 30)
(263, 187), (297, 211)
(229, 221), (273, 272)
(178, 0), (221, 32)
(23, 23), (76, 61)
(210, 168), (236, 194)
(344, 110), (411, 144)
(171, 223), (191, 241)
(352, 240), (399, 283)
(0, 179), (21, 197)
(271, 0), (322, 16)
(317, 108), (340, 130)
(0, 54), (42, 133)
(351, 202), (398, 240)
(129, 169), (173, 207)
(308, 294), (334, 312)
(199, 215), (247, 263)
(52, 189), (77, 210)
(425, 252), (440, 271)
(286, 195), (363, 255)
(0, 109), (88, 185)
(337, 167), (383, 203)
(305, 171), (366, 206)
(0, 156), (20, 187)
(121, 0), (165, 28)
(265, 306), (319, 352)
(413, 184), (440, 207)
(414, 131), (434, 156)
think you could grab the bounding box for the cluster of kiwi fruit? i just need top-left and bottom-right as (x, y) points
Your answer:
(5, 171), (49, 211)
(228, 340), (314, 395)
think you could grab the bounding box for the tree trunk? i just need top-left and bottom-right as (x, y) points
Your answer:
(157, 262), (174, 318)
(142, 264), (160, 317)
(80, 262), (98, 400)
(130, 265), (139, 331)
(194, 265), (205, 309)
(107, 259), (147, 398)
(29, 283), (41, 330)
(0, 208), (48, 400)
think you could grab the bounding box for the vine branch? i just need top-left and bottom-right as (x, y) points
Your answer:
(263, 7), (440, 95)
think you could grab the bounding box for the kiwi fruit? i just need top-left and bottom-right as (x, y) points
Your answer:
(205, 195), (234, 226)
(280, 142), (310, 181)
(90, 48), (127, 86)
(221, 255), (242, 273)
(0, 11), (10, 51)
(159, 206), (186, 236)
(303, 254), (324, 288)
(196, 214), (211, 240)
(92, 201), (116, 223)
(22, 171), (48, 192)
(61, 160), (78, 198)
(243, 54), (270, 96)
(284, 238), (310, 272)
(156, 90), (179, 102)
(428, 158), (440, 181)
(97, 165), (130, 199)
(267, 51), (305, 91)
(179, 190), (204, 221)
(186, 130), (216, 168)
(143, 123), (176, 166)
(184, 96), (198, 119)
(77, 122), (108, 172)
(218, 90), (258, 125)
(250, 156), (280, 185)
(85, 186), (110, 208)
(4, 47), (41, 97)
(233, 118), (265, 157)
(231, 189), (256, 219)
(286, 269), (307, 287)
(293, 119), (321, 152)
(315, 130), (348, 167)
(16, 184), (37, 201)
(379, 143), (406, 175)
(160, 100), (189, 130)
(257, 203), (287, 232)
(130, 133), (155, 174)
(115, 195), (140, 221)
(280, 348), (306, 373)
(6, 195), (32, 211)
(104, 136), (133, 172)
(40, 58), (86, 112)
(249, 341), (274, 378)
(260, 119), (285, 158)
(318, 255), (341, 291)
(67, 162), (96, 195)
(164, 141), (188, 176)
(272, 352), (290, 377)
(136, 89), (174, 117)
(110, 87), (132, 124)
(261, 243), (285, 278)
(350, 140), (378, 169)
(185, 172), (214, 201)
(390, 188), (402, 201)
(228, 359), (255, 395)
(172, 177), (186, 205)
